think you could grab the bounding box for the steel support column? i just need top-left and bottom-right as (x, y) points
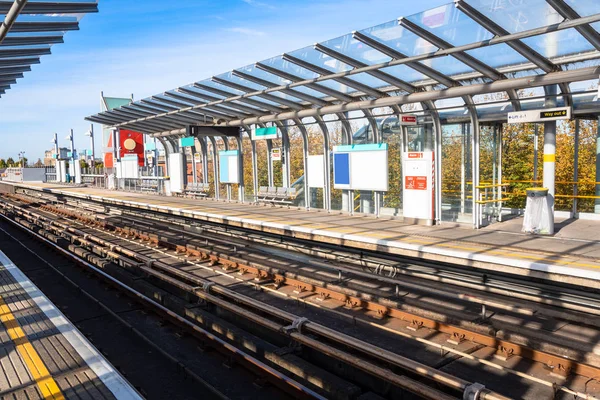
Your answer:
(266, 138), (274, 187)
(221, 136), (232, 201)
(209, 136), (220, 200)
(293, 118), (310, 210)
(543, 85), (558, 234)
(315, 116), (331, 212)
(596, 117), (600, 214)
(363, 109), (380, 217)
(237, 132), (245, 203)
(573, 119), (580, 217)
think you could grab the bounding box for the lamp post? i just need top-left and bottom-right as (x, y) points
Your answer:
(84, 124), (95, 169)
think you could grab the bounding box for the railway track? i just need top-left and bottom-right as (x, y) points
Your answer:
(2, 192), (600, 399)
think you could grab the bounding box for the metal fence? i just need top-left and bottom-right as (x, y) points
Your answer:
(117, 177), (166, 195)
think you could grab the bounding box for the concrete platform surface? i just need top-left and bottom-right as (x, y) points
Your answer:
(0, 250), (141, 400)
(7, 182), (600, 287)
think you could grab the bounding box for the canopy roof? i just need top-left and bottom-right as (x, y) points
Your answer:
(0, 0), (98, 98)
(87, 0), (600, 135)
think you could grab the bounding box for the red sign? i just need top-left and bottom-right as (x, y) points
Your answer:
(401, 115), (417, 125)
(405, 176), (427, 190)
(407, 152), (423, 159)
(104, 129), (145, 168)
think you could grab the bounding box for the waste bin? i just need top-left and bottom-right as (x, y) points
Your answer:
(522, 187), (553, 234)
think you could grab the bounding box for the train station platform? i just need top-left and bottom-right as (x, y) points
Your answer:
(5, 181), (600, 289)
(0, 250), (141, 400)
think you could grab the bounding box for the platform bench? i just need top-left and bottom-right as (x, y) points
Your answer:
(256, 186), (297, 206)
(185, 182), (210, 197)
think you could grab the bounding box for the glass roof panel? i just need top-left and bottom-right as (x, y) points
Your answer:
(422, 57), (472, 76)
(564, 0), (600, 16)
(288, 45), (353, 73)
(216, 71), (266, 91)
(359, 19), (440, 57)
(381, 64), (428, 83)
(465, 43), (529, 69)
(260, 55), (357, 93)
(405, 3), (493, 46)
(237, 64), (291, 85)
(199, 79), (245, 97)
(180, 84), (227, 100)
(245, 95), (284, 107)
(348, 72), (390, 88)
(468, 0), (562, 33)
(216, 71), (305, 103)
(570, 79), (598, 93)
(235, 64), (328, 99)
(520, 28), (595, 59)
(320, 34), (391, 65)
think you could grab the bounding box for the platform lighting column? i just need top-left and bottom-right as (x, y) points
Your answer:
(52, 133), (59, 172)
(595, 116), (600, 214)
(266, 138), (274, 187)
(89, 124), (95, 169)
(573, 119), (580, 217)
(543, 84), (557, 234)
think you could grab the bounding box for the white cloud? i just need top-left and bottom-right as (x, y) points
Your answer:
(225, 27), (266, 36)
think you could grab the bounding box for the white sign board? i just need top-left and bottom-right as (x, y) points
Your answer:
(168, 153), (184, 193)
(402, 151), (434, 223)
(194, 153), (201, 163)
(507, 107), (571, 124)
(219, 150), (239, 184)
(332, 144), (388, 192)
(307, 155), (325, 188)
(271, 148), (281, 161)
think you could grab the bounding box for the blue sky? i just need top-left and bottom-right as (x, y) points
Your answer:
(0, 0), (447, 161)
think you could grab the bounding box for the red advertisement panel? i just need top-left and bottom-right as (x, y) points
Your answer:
(119, 129), (144, 166)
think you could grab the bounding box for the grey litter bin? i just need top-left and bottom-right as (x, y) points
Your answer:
(522, 187), (554, 235)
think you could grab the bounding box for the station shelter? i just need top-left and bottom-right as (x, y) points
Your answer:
(85, 0), (600, 229)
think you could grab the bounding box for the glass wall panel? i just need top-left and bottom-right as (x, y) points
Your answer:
(501, 123), (540, 211)
(381, 116), (403, 216)
(575, 119), (600, 214)
(478, 125), (502, 224)
(441, 123), (472, 222)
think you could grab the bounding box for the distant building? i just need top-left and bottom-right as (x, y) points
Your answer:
(43, 147), (69, 166)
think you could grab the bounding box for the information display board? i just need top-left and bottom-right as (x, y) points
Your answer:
(179, 136), (195, 147)
(402, 151), (434, 224)
(219, 150), (239, 184)
(507, 107), (571, 123)
(332, 144), (388, 191)
(252, 126), (278, 140)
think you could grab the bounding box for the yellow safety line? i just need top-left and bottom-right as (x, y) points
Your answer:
(0, 297), (64, 400)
